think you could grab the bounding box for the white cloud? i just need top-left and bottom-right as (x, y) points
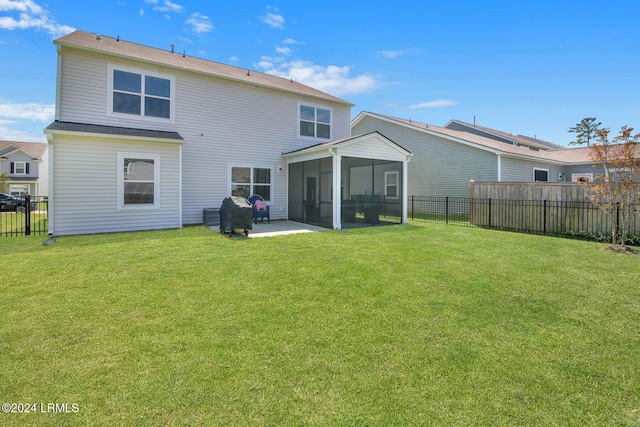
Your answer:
(275, 46), (292, 56)
(409, 99), (457, 109)
(0, 0), (74, 36)
(0, 119), (46, 142)
(185, 12), (213, 34)
(139, 8), (144, 16)
(257, 58), (377, 97)
(153, 0), (182, 13)
(282, 38), (299, 45)
(229, 55), (239, 62)
(261, 6), (284, 29)
(0, 100), (55, 122)
(379, 50), (404, 59)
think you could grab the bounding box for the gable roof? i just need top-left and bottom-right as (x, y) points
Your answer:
(55, 30), (354, 107)
(352, 111), (597, 165)
(0, 140), (47, 159)
(283, 131), (411, 159)
(443, 119), (564, 151)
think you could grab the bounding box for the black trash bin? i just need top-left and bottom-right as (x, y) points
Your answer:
(219, 196), (253, 237)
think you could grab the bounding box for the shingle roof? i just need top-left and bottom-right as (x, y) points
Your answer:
(55, 30), (353, 107)
(355, 112), (603, 164)
(0, 140), (47, 159)
(444, 119), (564, 150)
(45, 121), (184, 141)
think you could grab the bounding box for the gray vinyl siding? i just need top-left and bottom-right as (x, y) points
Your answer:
(500, 156), (564, 182)
(352, 117), (498, 197)
(56, 47), (351, 226)
(50, 135), (181, 236)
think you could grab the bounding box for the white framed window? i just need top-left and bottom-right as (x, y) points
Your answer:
(11, 161), (28, 175)
(298, 102), (332, 140)
(117, 153), (160, 209)
(571, 173), (593, 182)
(385, 171), (399, 199)
(10, 184), (29, 197)
(533, 168), (549, 182)
(229, 165), (272, 202)
(108, 65), (175, 122)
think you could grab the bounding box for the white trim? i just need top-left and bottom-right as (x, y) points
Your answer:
(107, 64), (176, 124)
(533, 167), (549, 182)
(571, 173), (593, 183)
(13, 161), (27, 175)
(297, 101), (333, 141)
(384, 170), (400, 200)
(117, 152), (161, 210)
(227, 163), (274, 202)
(497, 155), (502, 181)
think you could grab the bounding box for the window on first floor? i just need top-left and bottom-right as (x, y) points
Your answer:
(230, 166), (272, 201)
(299, 103), (332, 139)
(118, 153), (160, 209)
(10, 184), (29, 197)
(533, 168), (549, 182)
(385, 171), (399, 199)
(572, 173), (593, 182)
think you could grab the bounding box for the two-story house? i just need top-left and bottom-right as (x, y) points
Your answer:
(45, 31), (411, 236)
(0, 140), (48, 197)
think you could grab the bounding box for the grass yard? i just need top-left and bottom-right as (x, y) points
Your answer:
(1, 223), (639, 426)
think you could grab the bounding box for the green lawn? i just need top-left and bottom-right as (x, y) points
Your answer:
(1, 223), (639, 426)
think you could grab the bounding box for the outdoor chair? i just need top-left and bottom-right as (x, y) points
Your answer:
(248, 194), (270, 224)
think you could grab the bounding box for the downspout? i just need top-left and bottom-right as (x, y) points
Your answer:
(402, 153), (412, 224)
(497, 154), (502, 182)
(46, 133), (55, 236)
(329, 147), (341, 229)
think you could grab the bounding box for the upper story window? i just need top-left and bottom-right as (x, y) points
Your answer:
(108, 65), (175, 122)
(299, 103), (331, 139)
(11, 161), (28, 175)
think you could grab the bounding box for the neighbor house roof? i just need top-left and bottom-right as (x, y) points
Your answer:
(282, 131), (411, 159)
(0, 140), (47, 159)
(352, 112), (597, 165)
(55, 30), (354, 107)
(444, 119), (564, 150)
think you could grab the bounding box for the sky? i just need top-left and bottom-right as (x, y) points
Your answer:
(0, 0), (639, 146)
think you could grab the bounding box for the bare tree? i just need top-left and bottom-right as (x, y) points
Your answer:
(0, 171), (9, 193)
(587, 126), (640, 248)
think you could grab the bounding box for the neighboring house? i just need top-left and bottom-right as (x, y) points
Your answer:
(0, 140), (48, 197)
(443, 119), (564, 151)
(351, 112), (599, 197)
(44, 31), (409, 235)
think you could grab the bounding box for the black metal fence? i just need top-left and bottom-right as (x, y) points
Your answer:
(1, 195), (49, 237)
(409, 195), (640, 244)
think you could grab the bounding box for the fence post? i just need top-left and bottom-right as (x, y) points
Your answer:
(446, 196), (449, 225)
(488, 198), (492, 227)
(25, 195), (31, 236)
(543, 199), (547, 234)
(411, 195), (414, 221)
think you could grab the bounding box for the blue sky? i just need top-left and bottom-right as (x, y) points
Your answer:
(1, 0), (638, 145)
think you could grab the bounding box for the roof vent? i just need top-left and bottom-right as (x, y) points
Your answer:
(95, 34), (101, 40)
(171, 44), (175, 54)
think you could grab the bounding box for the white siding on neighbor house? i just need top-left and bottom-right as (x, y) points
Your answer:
(49, 134), (181, 236)
(500, 156), (564, 182)
(352, 117), (498, 197)
(57, 47), (352, 225)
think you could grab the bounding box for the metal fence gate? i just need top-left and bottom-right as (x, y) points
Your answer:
(0, 195), (48, 237)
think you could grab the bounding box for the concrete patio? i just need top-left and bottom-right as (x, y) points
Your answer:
(210, 220), (329, 238)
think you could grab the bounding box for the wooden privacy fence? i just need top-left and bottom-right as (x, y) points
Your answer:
(467, 182), (640, 239)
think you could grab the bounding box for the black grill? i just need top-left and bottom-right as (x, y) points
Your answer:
(219, 196), (253, 237)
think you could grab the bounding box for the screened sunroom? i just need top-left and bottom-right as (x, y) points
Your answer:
(283, 132), (412, 229)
